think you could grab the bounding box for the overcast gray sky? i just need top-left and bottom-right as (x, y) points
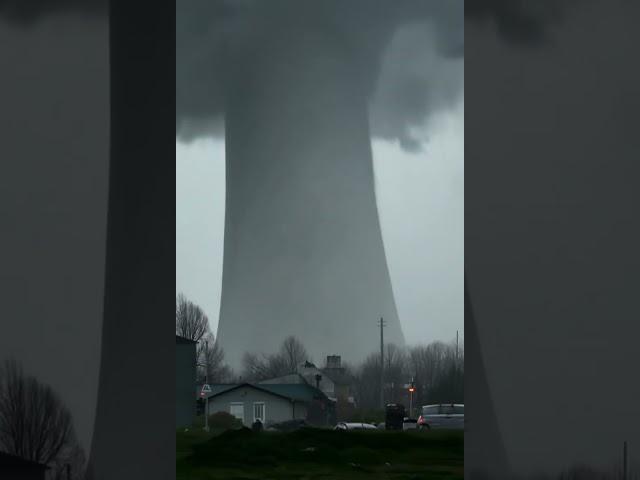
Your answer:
(176, 96), (463, 347)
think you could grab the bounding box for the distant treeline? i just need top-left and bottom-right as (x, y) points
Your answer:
(177, 294), (463, 409)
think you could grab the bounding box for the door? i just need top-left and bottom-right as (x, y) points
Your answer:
(253, 402), (265, 423)
(229, 403), (244, 424)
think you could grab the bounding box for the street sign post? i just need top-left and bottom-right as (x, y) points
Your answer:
(408, 379), (415, 418)
(201, 384), (212, 431)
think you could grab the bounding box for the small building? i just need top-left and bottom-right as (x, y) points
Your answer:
(298, 356), (356, 421)
(297, 361), (336, 397)
(204, 382), (335, 427)
(321, 356), (355, 403)
(297, 356), (355, 406)
(0, 451), (48, 480)
(176, 335), (197, 428)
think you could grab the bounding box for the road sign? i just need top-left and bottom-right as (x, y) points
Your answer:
(201, 384), (212, 432)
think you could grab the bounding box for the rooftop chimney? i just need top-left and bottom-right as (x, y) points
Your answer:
(326, 355), (341, 369)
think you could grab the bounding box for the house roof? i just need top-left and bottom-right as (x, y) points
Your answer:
(202, 382), (332, 403)
(257, 373), (306, 385)
(259, 383), (329, 402)
(0, 451), (49, 470)
(176, 335), (197, 344)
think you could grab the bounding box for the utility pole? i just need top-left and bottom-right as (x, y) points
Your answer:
(408, 377), (415, 418)
(204, 340), (209, 432)
(456, 330), (459, 362)
(378, 318), (386, 409)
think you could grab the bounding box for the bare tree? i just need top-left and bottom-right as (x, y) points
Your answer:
(241, 352), (275, 381)
(175, 293), (209, 342)
(279, 336), (308, 373)
(0, 359), (85, 478)
(242, 352), (289, 381)
(383, 343), (407, 404)
(351, 338), (464, 410)
(240, 336), (309, 381)
(352, 352), (383, 410)
(198, 332), (232, 383)
(352, 344), (407, 409)
(175, 294), (233, 383)
(407, 339), (464, 405)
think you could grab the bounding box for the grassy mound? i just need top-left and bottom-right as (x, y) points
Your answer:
(178, 427), (463, 479)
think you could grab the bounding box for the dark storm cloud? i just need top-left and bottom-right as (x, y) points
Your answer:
(369, 20), (463, 152)
(465, 0), (574, 46)
(0, 0), (106, 24)
(176, 0), (464, 149)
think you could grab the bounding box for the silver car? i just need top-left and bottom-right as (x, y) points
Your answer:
(334, 422), (378, 431)
(417, 404), (464, 430)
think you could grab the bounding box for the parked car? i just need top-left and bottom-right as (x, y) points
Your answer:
(417, 404), (464, 430)
(334, 422), (378, 431)
(402, 417), (418, 430)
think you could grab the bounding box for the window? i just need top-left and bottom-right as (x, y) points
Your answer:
(229, 403), (244, 423)
(422, 405), (440, 415)
(440, 405), (455, 415)
(253, 402), (265, 423)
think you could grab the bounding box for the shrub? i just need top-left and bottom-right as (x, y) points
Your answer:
(207, 411), (243, 431)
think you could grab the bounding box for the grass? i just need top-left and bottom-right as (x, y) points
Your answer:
(176, 427), (463, 479)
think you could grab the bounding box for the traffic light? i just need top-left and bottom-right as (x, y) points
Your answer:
(408, 382), (415, 393)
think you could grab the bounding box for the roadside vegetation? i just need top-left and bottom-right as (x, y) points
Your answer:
(176, 427), (463, 480)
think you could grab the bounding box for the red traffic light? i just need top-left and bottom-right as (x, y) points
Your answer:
(408, 387), (415, 392)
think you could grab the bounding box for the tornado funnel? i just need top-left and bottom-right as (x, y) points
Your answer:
(464, 276), (510, 478)
(216, 26), (404, 368)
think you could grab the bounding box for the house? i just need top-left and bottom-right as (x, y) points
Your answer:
(204, 382), (335, 427)
(0, 451), (48, 480)
(297, 361), (336, 397)
(176, 335), (197, 428)
(321, 355), (355, 402)
(296, 356), (356, 421)
(297, 356), (354, 403)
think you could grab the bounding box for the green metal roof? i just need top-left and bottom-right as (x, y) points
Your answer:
(257, 383), (326, 402)
(198, 382), (331, 403)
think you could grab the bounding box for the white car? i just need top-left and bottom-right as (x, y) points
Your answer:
(417, 404), (464, 430)
(402, 418), (418, 430)
(334, 422), (378, 431)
